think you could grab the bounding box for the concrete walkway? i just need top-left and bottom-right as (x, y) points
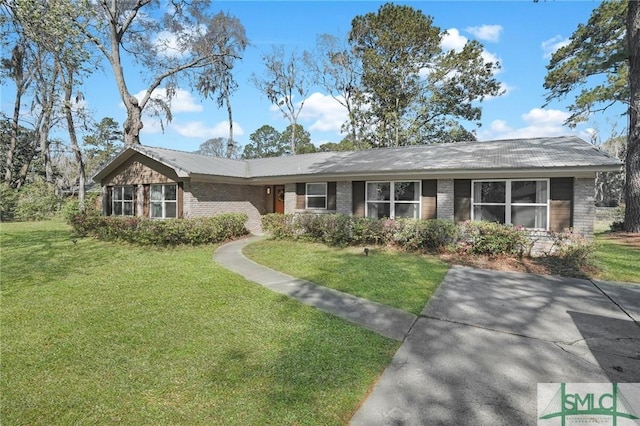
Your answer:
(213, 236), (416, 341)
(350, 266), (640, 425)
(214, 236), (640, 425)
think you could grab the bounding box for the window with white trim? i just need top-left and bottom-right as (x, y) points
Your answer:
(150, 184), (177, 218)
(472, 179), (549, 229)
(306, 183), (327, 209)
(112, 186), (135, 216)
(366, 181), (420, 219)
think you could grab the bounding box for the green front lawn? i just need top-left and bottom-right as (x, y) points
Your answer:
(594, 233), (640, 283)
(243, 240), (449, 315)
(0, 221), (399, 425)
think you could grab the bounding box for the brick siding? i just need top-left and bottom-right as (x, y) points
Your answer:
(336, 181), (352, 215)
(436, 179), (454, 221)
(184, 181), (267, 234)
(573, 178), (595, 235)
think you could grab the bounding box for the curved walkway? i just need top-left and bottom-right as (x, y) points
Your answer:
(213, 236), (417, 341)
(215, 236), (640, 425)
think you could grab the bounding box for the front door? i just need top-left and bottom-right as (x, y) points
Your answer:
(274, 185), (285, 214)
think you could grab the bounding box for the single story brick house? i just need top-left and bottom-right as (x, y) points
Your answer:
(93, 136), (622, 236)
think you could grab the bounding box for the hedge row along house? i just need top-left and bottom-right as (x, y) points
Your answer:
(93, 136), (622, 241)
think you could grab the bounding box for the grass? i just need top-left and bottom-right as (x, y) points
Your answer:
(593, 232), (640, 283)
(0, 221), (399, 425)
(243, 239), (449, 315)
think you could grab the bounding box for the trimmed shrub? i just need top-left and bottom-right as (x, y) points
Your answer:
(393, 219), (458, 253)
(549, 231), (597, 269)
(261, 213), (297, 239)
(67, 213), (249, 246)
(454, 221), (528, 257)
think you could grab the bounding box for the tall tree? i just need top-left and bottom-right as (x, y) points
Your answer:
(1, 38), (34, 186)
(281, 124), (316, 154)
(76, 1), (244, 145)
(349, 3), (501, 147)
(544, 0), (639, 232)
(241, 125), (288, 159)
(194, 137), (241, 159)
(306, 33), (362, 145)
(251, 46), (311, 155)
(195, 12), (248, 158)
(83, 117), (123, 175)
(8, 0), (94, 202)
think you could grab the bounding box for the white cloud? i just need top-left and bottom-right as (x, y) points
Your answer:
(522, 108), (570, 126)
(541, 35), (570, 59)
(298, 92), (348, 133)
(476, 108), (573, 140)
(131, 88), (203, 114)
(441, 28), (468, 52)
(153, 31), (184, 59)
(152, 25), (206, 58)
(465, 24), (503, 42)
(172, 120), (245, 139)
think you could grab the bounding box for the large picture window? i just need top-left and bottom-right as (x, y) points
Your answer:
(366, 181), (420, 219)
(306, 183), (327, 209)
(112, 186), (134, 216)
(472, 179), (548, 229)
(150, 184), (177, 218)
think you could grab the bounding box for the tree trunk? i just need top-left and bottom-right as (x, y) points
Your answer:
(4, 86), (23, 186)
(123, 96), (143, 145)
(16, 138), (36, 189)
(40, 112), (53, 183)
(290, 121), (297, 155)
(63, 67), (86, 208)
(225, 89), (234, 159)
(625, 0), (640, 232)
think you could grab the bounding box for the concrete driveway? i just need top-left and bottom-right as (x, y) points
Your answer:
(351, 266), (640, 425)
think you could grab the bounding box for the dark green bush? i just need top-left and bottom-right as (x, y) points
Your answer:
(68, 213), (249, 246)
(453, 221), (528, 257)
(393, 219), (459, 252)
(261, 213), (297, 239)
(14, 180), (61, 221)
(61, 193), (101, 221)
(0, 183), (18, 221)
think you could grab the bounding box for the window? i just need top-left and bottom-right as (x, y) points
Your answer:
(150, 184), (177, 218)
(366, 181), (420, 219)
(112, 186), (134, 216)
(306, 183), (327, 209)
(472, 179), (548, 229)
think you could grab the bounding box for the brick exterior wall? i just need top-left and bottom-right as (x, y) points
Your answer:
(573, 178), (595, 235)
(436, 179), (454, 221)
(184, 181), (267, 234)
(284, 183), (297, 214)
(336, 181), (352, 215)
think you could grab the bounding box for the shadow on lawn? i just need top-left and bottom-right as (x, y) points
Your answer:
(0, 226), (123, 293)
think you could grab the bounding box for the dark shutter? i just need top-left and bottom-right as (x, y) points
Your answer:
(550, 178), (573, 231)
(327, 182), (337, 210)
(421, 179), (437, 219)
(454, 179), (471, 222)
(177, 182), (184, 218)
(296, 183), (306, 209)
(143, 185), (150, 217)
(352, 181), (365, 217)
(104, 187), (112, 216)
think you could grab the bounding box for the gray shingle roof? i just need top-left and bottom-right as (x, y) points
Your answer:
(95, 136), (622, 182)
(246, 136), (622, 177)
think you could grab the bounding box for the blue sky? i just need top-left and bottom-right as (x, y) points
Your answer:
(2, 0), (625, 153)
